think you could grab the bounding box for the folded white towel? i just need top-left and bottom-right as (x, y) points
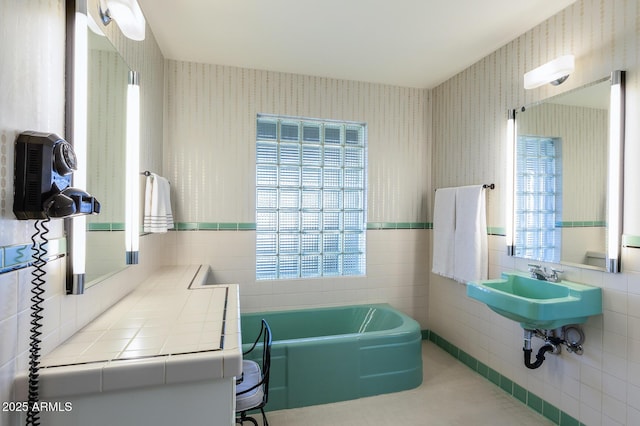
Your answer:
(453, 185), (488, 283)
(143, 173), (174, 233)
(432, 187), (457, 279)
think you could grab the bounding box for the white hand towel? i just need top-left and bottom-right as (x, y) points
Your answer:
(432, 187), (457, 279)
(143, 173), (174, 233)
(453, 185), (488, 283)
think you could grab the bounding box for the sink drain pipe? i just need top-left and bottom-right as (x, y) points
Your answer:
(523, 329), (556, 369)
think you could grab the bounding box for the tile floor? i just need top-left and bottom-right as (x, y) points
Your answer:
(266, 341), (553, 426)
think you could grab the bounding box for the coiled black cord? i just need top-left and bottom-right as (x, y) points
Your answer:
(26, 217), (49, 426)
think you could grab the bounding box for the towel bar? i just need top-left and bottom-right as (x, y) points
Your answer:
(435, 183), (495, 191)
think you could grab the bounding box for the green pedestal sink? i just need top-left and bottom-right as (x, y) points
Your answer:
(466, 272), (602, 329)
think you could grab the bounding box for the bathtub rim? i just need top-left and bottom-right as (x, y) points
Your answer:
(240, 303), (421, 345)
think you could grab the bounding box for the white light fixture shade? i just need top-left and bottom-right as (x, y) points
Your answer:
(524, 55), (575, 90)
(606, 70), (625, 273)
(125, 71), (141, 264)
(87, 13), (105, 37)
(100, 0), (146, 41)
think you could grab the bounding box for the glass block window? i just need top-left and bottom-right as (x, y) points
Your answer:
(256, 115), (367, 280)
(515, 135), (562, 262)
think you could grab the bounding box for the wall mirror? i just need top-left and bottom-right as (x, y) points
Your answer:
(510, 72), (625, 272)
(65, 0), (134, 290)
(84, 24), (130, 284)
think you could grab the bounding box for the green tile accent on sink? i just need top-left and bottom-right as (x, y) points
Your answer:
(423, 330), (584, 426)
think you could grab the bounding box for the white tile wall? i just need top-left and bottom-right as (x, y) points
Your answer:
(0, 2), (166, 425)
(0, 232), (174, 424)
(170, 229), (429, 327)
(430, 237), (640, 426)
(430, 0), (640, 424)
(4, 1), (640, 426)
(163, 61), (432, 224)
(162, 55), (434, 374)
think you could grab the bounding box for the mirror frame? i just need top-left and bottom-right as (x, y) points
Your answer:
(65, 0), (88, 294)
(65, 0), (140, 293)
(506, 70), (626, 273)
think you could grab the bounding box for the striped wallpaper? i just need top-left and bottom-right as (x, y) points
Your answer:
(517, 101), (608, 222)
(0, 0), (66, 247)
(430, 1), (640, 424)
(87, 0), (165, 177)
(432, 0), (640, 234)
(86, 43), (128, 225)
(163, 62), (431, 224)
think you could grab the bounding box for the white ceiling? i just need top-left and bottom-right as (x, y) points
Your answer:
(137, 0), (576, 89)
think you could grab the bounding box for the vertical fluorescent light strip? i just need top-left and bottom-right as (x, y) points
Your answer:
(606, 70), (625, 273)
(505, 109), (516, 256)
(125, 71), (140, 264)
(72, 9), (89, 290)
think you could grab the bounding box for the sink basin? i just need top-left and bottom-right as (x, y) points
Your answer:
(466, 272), (602, 329)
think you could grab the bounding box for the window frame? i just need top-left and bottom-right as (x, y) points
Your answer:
(255, 114), (368, 280)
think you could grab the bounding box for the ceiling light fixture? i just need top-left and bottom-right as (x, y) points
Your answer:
(524, 55), (575, 90)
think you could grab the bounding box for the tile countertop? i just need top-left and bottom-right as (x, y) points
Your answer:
(16, 265), (242, 399)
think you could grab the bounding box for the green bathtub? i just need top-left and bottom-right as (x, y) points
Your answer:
(240, 304), (423, 410)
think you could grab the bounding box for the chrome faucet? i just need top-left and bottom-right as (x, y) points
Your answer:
(527, 264), (563, 282)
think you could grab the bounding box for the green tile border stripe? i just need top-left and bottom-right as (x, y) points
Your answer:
(173, 222), (436, 231)
(367, 222), (432, 230)
(87, 222), (125, 231)
(556, 221), (606, 228)
(91, 221), (620, 239)
(170, 222), (512, 233)
(0, 237), (67, 274)
(623, 234), (640, 248)
(174, 222), (257, 231)
(487, 226), (506, 236)
(422, 330), (584, 426)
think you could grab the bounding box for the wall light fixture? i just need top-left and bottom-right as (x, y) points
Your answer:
(606, 70), (625, 273)
(505, 109), (516, 256)
(524, 55), (575, 90)
(69, 3), (89, 294)
(125, 71), (141, 264)
(98, 0), (146, 41)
